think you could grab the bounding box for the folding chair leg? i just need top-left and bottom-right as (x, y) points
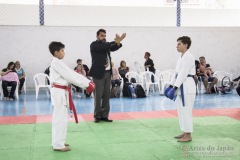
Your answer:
(36, 87), (39, 99)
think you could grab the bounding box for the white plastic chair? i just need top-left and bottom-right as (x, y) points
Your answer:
(125, 71), (144, 89)
(141, 71), (161, 95)
(155, 69), (161, 77)
(0, 80), (19, 100)
(33, 73), (51, 99)
(134, 61), (145, 74)
(158, 70), (174, 94)
(119, 78), (124, 97)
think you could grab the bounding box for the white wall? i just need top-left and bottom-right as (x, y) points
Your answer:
(0, 26), (240, 89)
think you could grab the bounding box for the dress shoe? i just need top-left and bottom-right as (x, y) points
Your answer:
(101, 118), (113, 122)
(94, 118), (101, 123)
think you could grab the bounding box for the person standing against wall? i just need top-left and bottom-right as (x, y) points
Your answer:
(144, 52), (155, 82)
(89, 29), (126, 123)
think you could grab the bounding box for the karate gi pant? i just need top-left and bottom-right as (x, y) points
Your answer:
(51, 88), (68, 149)
(175, 93), (195, 133)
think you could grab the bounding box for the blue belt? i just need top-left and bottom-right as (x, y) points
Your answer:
(175, 74), (194, 107)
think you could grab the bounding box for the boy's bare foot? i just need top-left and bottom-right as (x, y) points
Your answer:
(174, 133), (185, 139)
(177, 133), (192, 142)
(53, 147), (71, 152)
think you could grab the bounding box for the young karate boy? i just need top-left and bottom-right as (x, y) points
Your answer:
(164, 36), (196, 142)
(49, 41), (95, 152)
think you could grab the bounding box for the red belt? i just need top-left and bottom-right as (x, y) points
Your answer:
(52, 84), (78, 123)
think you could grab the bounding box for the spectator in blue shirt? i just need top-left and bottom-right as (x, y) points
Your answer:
(15, 61), (25, 94)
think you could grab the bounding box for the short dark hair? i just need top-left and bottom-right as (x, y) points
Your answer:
(145, 52), (151, 57)
(97, 29), (106, 36)
(199, 56), (205, 60)
(76, 59), (82, 63)
(177, 36), (191, 49)
(49, 41), (65, 56)
(195, 60), (200, 67)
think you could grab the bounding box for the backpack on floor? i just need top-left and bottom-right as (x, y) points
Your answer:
(122, 83), (131, 97)
(135, 84), (146, 98)
(128, 84), (137, 98)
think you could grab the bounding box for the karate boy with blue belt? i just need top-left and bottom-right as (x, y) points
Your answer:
(164, 36), (196, 142)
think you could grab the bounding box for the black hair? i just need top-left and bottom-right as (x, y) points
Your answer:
(145, 52), (151, 57)
(195, 60), (200, 69)
(120, 60), (126, 67)
(76, 59), (82, 63)
(49, 41), (65, 56)
(97, 29), (106, 36)
(177, 36), (191, 49)
(7, 62), (15, 71)
(199, 56), (205, 60)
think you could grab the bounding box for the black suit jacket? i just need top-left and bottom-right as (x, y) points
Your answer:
(89, 40), (122, 79)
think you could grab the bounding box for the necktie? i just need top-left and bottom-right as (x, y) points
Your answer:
(105, 54), (109, 68)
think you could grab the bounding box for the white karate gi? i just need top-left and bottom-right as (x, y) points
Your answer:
(170, 50), (196, 133)
(50, 57), (90, 149)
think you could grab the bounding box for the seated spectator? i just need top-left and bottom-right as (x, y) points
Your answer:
(73, 64), (91, 97)
(74, 59), (90, 77)
(199, 60), (212, 78)
(194, 60), (200, 86)
(44, 66), (50, 85)
(111, 62), (122, 88)
(74, 64), (86, 97)
(15, 61), (25, 94)
(44, 66), (50, 76)
(118, 60), (129, 83)
(75, 64), (86, 76)
(0, 62), (19, 100)
(199, 56), (218, 94)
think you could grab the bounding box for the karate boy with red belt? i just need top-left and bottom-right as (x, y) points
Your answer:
(49, 41), (95, 152)
(164, 36), (196, 142)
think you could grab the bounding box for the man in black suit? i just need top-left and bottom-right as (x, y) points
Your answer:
(89, 29), (126, 123)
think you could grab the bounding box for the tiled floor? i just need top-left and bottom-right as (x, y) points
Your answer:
(0, 90), (240, 117)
